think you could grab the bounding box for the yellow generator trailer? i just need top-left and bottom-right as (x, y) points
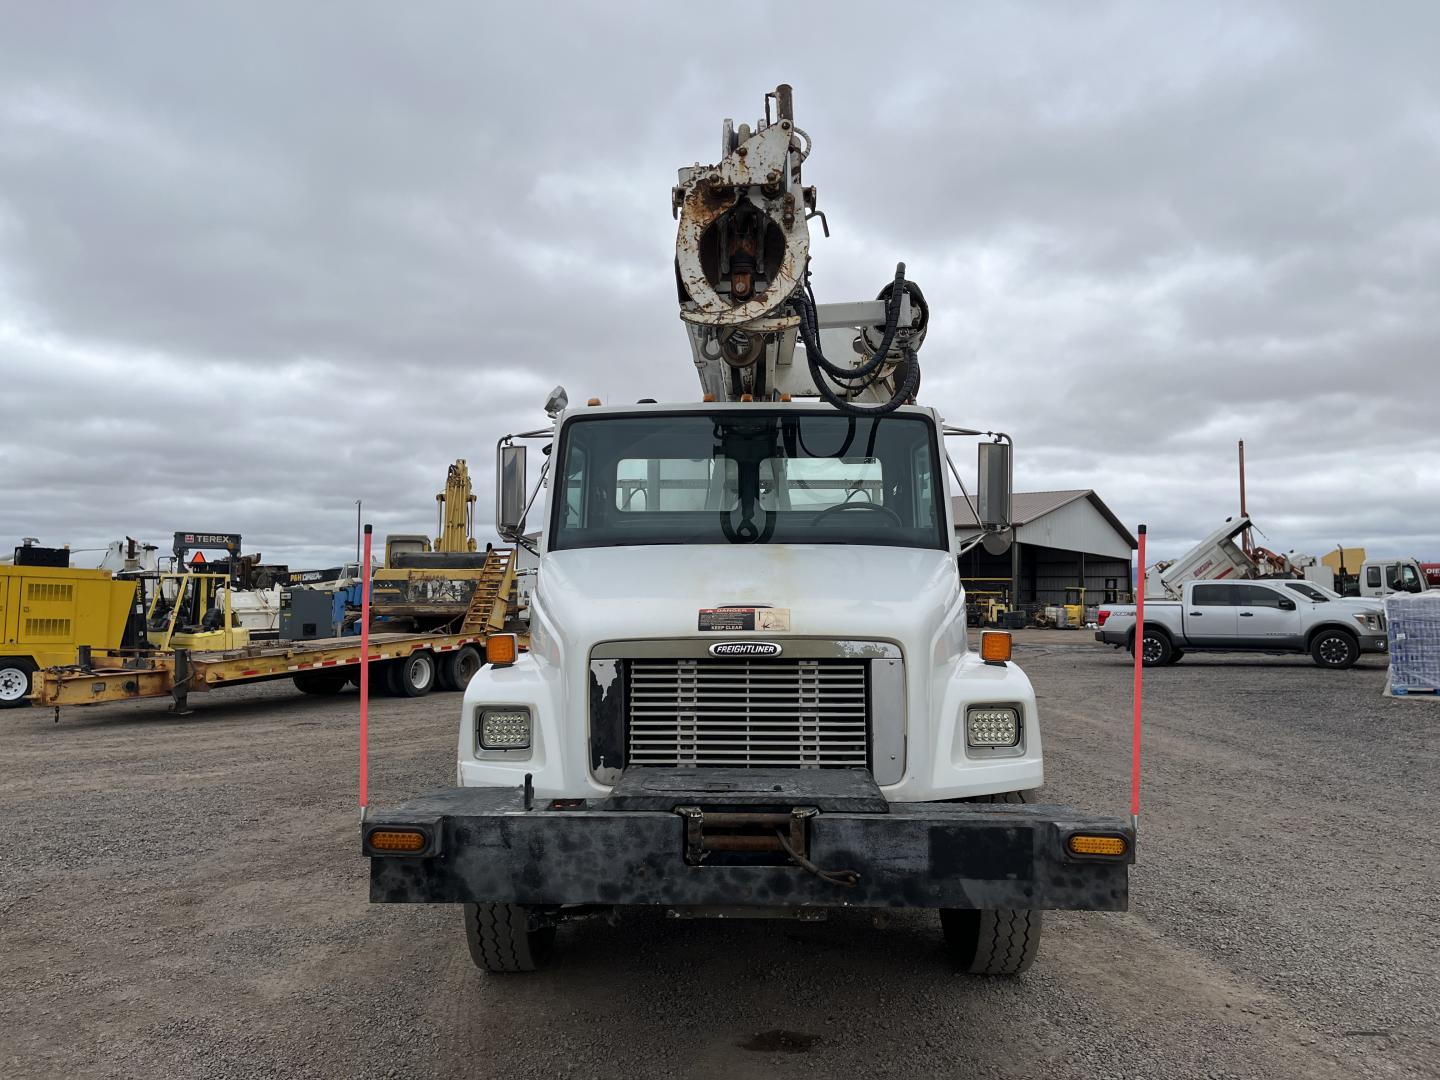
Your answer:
(0, 563), (137, 708)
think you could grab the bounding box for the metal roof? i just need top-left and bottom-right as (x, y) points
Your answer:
(953, 489), (1137, 551)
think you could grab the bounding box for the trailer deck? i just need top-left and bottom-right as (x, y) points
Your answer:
(31, 631), (498, 708)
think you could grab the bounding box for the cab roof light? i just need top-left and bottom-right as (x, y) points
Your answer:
(486, 634), (518, 667)
(979, 630), (1012, 664)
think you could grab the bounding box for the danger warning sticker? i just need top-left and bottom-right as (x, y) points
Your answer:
(698, 607), (791, 632)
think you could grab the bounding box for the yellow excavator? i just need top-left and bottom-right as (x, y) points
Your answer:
(372, 460), (513, 632)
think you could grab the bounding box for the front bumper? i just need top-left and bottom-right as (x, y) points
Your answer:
(365, 768), (1133, 911)
(1358, 631), (1388, 654)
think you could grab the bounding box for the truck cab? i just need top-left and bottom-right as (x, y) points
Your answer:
(1358, 558), (1428, 598)
(364, 400), (1133, 974)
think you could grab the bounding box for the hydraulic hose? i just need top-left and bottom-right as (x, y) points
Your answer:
(793, 262), (923, 416)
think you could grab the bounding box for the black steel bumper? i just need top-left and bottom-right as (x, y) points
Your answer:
(364, 769), (1133, 911)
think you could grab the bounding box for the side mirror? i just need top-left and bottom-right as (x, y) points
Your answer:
(977, 441), (1013, 554)
(1278, 597), (1296, 610)
(496, 444), (528, 540)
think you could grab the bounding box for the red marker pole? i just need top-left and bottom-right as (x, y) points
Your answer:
(359, 524), (372, 822)
(1131, 524), (1146, 833)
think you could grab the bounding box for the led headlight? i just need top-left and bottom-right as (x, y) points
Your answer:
(966, 706), (1021, 748)
(479, 708), (531, 750)
(1353, 613), (1383, 631)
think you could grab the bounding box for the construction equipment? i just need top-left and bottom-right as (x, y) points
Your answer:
(371, 460), (507, 630)
(363, 84), (1131, 977)
(0, 544), (138, 708)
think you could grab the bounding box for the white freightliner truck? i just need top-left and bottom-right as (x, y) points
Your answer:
(362, 86), (1132, 974)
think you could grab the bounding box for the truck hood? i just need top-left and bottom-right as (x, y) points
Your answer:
(533, 544), (962, 653)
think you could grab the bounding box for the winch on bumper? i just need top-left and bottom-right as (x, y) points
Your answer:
(364, 768), (1133, 911)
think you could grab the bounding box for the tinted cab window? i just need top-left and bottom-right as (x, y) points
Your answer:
(1192, 584), (1235, 606)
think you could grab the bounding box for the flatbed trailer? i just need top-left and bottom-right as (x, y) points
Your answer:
(31, 630), (506, 712)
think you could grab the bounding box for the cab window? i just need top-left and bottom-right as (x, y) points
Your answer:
(1192, 584), (1234, 606)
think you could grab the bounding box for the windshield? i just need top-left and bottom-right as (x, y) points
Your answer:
(1283, 581), (1330, 603)
(551, 411), (946, 550)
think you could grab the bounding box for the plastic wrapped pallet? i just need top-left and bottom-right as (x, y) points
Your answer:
(1384, 591), (1440, 696)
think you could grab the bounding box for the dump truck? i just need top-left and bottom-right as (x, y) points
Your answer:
(361, 85), (1133, 975)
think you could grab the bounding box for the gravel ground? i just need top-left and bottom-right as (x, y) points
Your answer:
(1, 636), (1435, 1080)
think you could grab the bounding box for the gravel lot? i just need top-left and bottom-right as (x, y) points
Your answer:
(2, 636), (1435, 1080)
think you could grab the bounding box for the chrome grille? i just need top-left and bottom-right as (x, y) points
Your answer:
(625, 658), (869, 769)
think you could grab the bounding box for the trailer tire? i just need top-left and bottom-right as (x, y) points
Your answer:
(940, 907), (1043, 976)
(293, 671), (347, 695)
(438, 645), (483, 692)
(1310, 628), (1359, 670)
(391, 651), (435, 697)
(464, 903), (555, 973)
(0, 658), (35, 709)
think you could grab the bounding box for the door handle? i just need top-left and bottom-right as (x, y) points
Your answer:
(1239, 612), (1254, 617)
(1189, 611), (1202, 616)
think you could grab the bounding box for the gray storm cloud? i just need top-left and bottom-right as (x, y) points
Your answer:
(1, 1), (1437, 567)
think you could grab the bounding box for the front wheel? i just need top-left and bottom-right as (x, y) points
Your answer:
(1310, 629), (1359, 669)
(464, 903), (556, 972)
(940, 908), (1043, 975)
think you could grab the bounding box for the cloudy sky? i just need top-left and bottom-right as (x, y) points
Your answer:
(2, 1), (1437, 569)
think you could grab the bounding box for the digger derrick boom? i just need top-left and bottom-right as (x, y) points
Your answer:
(673, 84), (928, 412)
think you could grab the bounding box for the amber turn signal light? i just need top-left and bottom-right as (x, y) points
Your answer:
(1067, 834), (1128, 857)
(979, 631), (1012, 663)
(486, 634), (518, 666)
(368, 829), (427, 853)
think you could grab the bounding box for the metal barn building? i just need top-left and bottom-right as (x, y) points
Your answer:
(954, 490), (1137, 612)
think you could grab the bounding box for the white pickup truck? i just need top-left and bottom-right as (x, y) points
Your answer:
(1096, 579), (1388, 669)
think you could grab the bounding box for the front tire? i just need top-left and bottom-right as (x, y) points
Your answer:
(1310, 629), (1360, 669)
(940, 908), (1043, 975)
(464, 903), (555, 972)
(943, 788), (1043, 974)
(0, 658), (35, 709)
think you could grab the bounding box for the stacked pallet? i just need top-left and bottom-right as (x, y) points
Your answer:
(1385, 591), (1440, 696)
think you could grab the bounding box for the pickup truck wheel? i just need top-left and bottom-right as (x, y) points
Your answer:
(437, 645), (482, 692)
(464, 903), (556, 972)
(940, 908), (1043, 975)
(391, 652), (435, 697)
(1166, 648), (1185, 664)
(1310, 629), (1359, 669)
(0, 658), (35, 709)
(1135, 630), (1172, 666)
(293, 671), (347, 695)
